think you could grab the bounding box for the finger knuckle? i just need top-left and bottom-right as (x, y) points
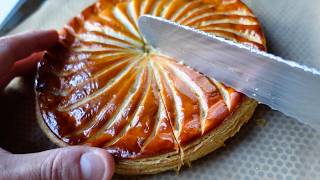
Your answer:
(40, 152), (63, 180)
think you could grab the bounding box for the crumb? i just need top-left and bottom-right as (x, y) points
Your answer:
(186, 161), (192, 168)
(256, 118), (267, 127)
(175, 165), (181, 175)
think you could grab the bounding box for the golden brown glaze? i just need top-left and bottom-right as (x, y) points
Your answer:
(36, 0), (266, 160)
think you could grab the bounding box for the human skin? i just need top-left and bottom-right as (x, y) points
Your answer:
(0, 30), (115, 180)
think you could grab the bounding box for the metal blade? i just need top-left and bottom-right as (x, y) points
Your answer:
(138, 15), (320, 130)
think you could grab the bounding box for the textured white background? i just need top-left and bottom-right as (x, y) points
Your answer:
(2, 0), (320, 179)
(0, 0), (20, 25)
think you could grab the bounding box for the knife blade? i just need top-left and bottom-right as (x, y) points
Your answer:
(138, 15), (320, 130)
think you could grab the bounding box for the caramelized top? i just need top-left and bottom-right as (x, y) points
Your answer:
(36, 0), (266, 159)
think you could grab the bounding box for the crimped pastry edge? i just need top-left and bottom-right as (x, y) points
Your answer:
(36, 96), (257, 175)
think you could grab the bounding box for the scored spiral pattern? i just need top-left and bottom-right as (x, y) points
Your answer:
(36, 0), (266, 159)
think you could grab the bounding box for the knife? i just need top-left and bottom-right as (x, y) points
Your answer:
(138, 15), (320, 130)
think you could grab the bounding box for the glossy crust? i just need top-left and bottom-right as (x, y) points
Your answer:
(35, 0), (266, 175)
(115, 98), (257, 174)
(37, 96), (257, 175)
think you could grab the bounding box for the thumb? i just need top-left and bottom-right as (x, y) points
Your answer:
(0, 146), (115, 180)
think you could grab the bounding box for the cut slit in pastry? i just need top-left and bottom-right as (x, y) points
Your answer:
(35, 0), (266, 175)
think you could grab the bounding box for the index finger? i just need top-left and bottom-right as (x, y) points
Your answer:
(0, 30), (59, 74)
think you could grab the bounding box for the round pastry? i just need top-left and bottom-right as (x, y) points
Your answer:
(35, 0), (266, 175)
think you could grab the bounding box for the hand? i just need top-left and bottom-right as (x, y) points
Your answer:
(0, 30), (115, 180)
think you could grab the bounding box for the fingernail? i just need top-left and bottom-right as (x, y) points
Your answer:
(80, 151), (106, 180)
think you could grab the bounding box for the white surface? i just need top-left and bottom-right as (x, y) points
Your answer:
(0, 0), (20, 26)
(9, 0), (96, 34)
